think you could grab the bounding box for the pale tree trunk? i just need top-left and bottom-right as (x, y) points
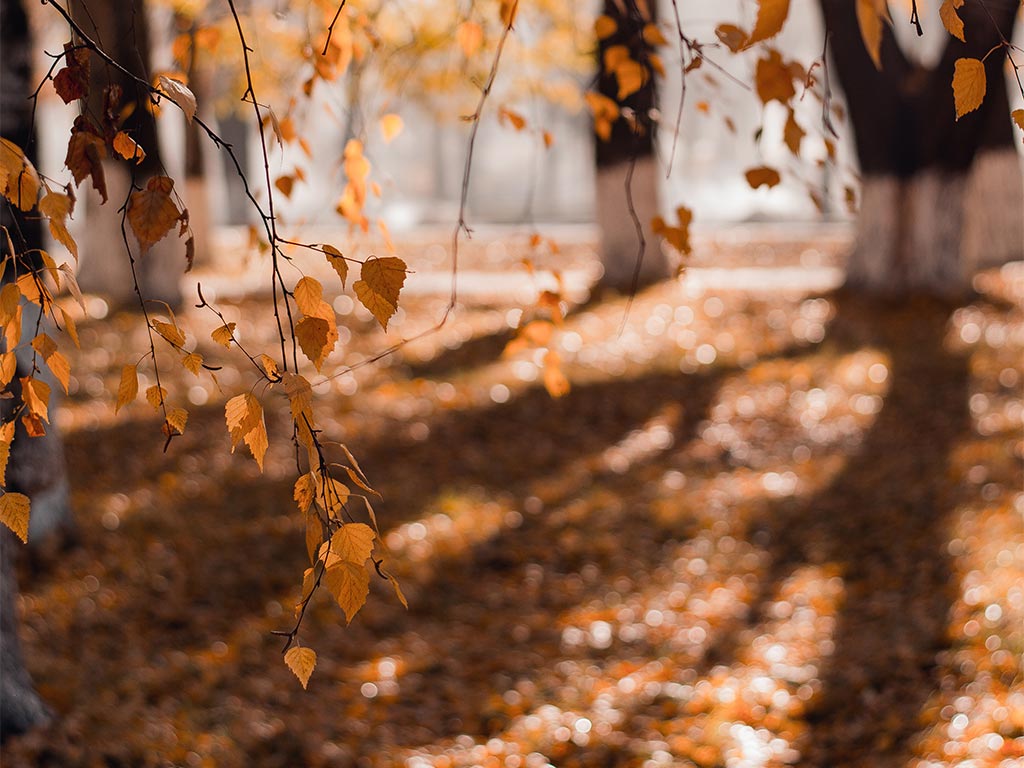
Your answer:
(70, 0), (185, 308)
(594, 0), (671, 293)
(821, 0), (1022, 297)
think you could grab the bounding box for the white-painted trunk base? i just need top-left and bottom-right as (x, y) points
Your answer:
(848, 149), (1023, 297)
(595, 155), (671, 291)
(76, 162), (185, 308)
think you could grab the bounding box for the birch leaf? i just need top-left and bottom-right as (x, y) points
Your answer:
(952, 58), (986, 119)
(284, 646), (316, 689)
(0, 492), (30, 543)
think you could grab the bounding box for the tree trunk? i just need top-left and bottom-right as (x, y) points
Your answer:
(0, 0), (59, 741)
(594, 0), (671, 293)
(820, 0), (1023, 297)
(70, 0), (185, 308)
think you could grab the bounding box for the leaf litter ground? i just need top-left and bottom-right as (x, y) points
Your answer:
(3, 226), (1022, 768)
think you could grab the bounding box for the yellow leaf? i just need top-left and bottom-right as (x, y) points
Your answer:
(295, 316), (331, 370)
(745, 166), (782, 189)
(386, 572), (408, 609)
(856, 0), (884, 70)
(305, 510), (323, 564)
(594, 15), (617, 40)
(952, 58), (986, 120)
(152, 320), (186, 348)
(60, 307), (80, 349)
(46, 351), (71, 395)
(112, 131), (146, 163)
(0, 352), (16, 388)
(499, 107), (527, 131)
(642, 23), (668, 47)
(116, 365), (138, 413)
(225, 393), (262, 449)
(165, 407), (188, 434)
(211, 323), (235, 348)
(182, 352), (203, 375)
(21, 377), (50, 422)
(0, 138), (40, 212)
(315, 475), (350, 517)
(294, 276), (323, 317)
(58, 264), (85, 311)
(246, 419), (268, 472)
(0, 492), (30, 543)
(323, 245), (349, 288)
(323, 561), (369, 622)
(379, 113), (403, 143)
(939, 0), (965, 42)
(145, 385), (167, 410)
(284, 646), (316, 689)
(281, 372), (313, 421)
(456, 20), (484, 58)
(744, 0), (790, 47)
(353, 256), (407, 331)
(542, 350), (570, 398)
(294, 473), (317, 513)
(615, 59), (646, 100)
(128, 176), (181, 254)
(258, 354), (280, 380)
(39, 192), (78, 261)
(330, 523), (375, 564)
(0, 421), (15, 486)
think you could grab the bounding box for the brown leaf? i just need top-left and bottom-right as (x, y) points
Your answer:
(65, 117), (107, 202)
(53, 43), (90, 104)
(128, 176), (181, 253)
(39, 192), (78, 260)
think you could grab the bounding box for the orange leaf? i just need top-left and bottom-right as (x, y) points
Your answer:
(113, 131), (146, 164)
(128, 176), (181, 253)
(353, 256), (407, 331)
(0, 492), (30, 543)
(284, 646), (316, 689)
(952, 58), (986, 120)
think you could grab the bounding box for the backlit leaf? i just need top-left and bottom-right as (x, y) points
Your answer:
(165, 407), (188, 435)
(112, 132), (146, 164)
(21, 377), (50, 422)
(116, 365), (138, 413)
(211, 323), (235, 348)
(386, 572), (408, 609)
(0, 492), (30, 543)
(294, 276), (323, 316)
(353, 256), (407, 331)
(952, 58), (986, 119)
(330, 523), (375, 564)
(0, 422), (15, 486)
(0, 138), (40, 212)
(128, 176), (180, 254)
(225, 393), (262, 449)
(323, 245), (349, 288)
(856, 0), (886, 70)
(152, 320), (186, 348)
(157, 74), (197, 123)
(380, 113), (403, 143)
(64, 118), (107, 202)
(39, 191), (78, 260)
(295, 316), (331, 370)
(145, 385), (167, 410)
(182, 352), (203, 375)
(284, 646), (316, 689)
(323, 561), (369, 622)
(294, 473), (316, 513)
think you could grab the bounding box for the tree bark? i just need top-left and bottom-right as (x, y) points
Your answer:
(70, 0), (185, 308)
(0, 0), (59, 741)
(594, 0), (671, 293)
(820, 0), (1023, 297)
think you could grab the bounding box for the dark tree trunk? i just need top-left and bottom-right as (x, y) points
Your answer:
(0, 0), (59, 741)
(820, 0), (1023, 296)
(594, 0), (671, 292)
(70, 0), (184, 308)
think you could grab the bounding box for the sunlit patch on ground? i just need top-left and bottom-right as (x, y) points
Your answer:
(3, 231), (1022, 767)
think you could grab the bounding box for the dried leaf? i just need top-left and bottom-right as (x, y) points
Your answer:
(165, 407), (188, 435)
(745, 166), (782, 189)
(323, 245), (349, 288)
(0, 492), (30, 543)
(21, 377), (50, 422)
(294, 473), (317, 513)
(330, 523), (375, 564)
(939, 0), (965, 42)
(284, 646), (316, 689)
(39, 191), (78, 260)
(112, 131), (146, 164)
(53, 43), (90, 104)
(128, 176), (180, 254)
(294, 276), (323, 316)
(145, 385), (167, 410)
(0, 138), (40, 212)
(323, 561), (369, 622)
(211, 323), (235, 348)
(353, 256), (407, 331)
(181, 352), (203, 375)
(386, 572), (408, 609)
(745, 0), (790, 47)
(0, 421), (15, 486)
(157, 74), (197, 123)
(952, 58), (986, 119)
(295, 316), (331, 370)
(116, 365), (138, 413)
(152, 320), (186, 348)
